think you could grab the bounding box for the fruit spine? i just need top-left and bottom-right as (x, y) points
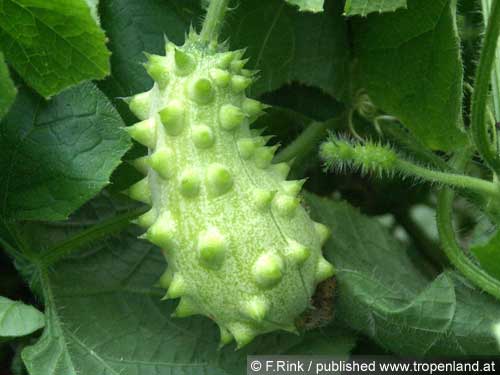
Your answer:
(125, 31), (335, 348)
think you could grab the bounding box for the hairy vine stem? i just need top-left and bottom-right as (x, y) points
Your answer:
(200, 0), (231, 42)
(471, 0), (500, 174)
(437, 188), (500, 300)
(320, 137), (500, 199)
(481, 0), (500, 121)
(437, 151), (500, 301)
(396, 158), (500, 198)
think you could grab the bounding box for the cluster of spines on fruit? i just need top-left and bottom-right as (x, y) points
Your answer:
(123, 29), (335, 349)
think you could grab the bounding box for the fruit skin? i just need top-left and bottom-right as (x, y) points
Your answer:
(125, 31), (335, 349)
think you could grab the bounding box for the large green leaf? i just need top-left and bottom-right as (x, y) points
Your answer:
(344, 0), (407, 16)
(99, 0), (203, 105)
(84, 0), (100, 23)
(285, 0), (324, 13)
(0, 51), (16, 120)
(471, 229), (500, 281)
(0, 296), (44, 338)
(0, 83), (130, 221)
(98, 0), (349, 110)
(228, 0), (349, 99)
(306, 194), (500, 355)
(352, 0), (466, 151)
(19, 196), (354, 375)
(0, 0), (110, 98)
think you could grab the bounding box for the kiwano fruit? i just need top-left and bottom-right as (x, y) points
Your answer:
(125, 31), (335, 348)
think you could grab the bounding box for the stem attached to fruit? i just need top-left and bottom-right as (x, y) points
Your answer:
(200, 0), (231, 43)
(437, 188), (500, 301)
(471, 0), (500, 175)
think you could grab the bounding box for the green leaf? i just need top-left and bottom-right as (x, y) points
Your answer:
(84, 0), (100, 23)
(229, 0), (350, 99)
(0, 296), (44, 338)
(98, 0), (349, 107)
(285, 327), (356, 355)
(306, 194), (500, 355)
(0, 51), (16, 120)
(99, 0), (203, 102)
(0, 83), (130, 221)
(285, 0), (324, 13)
(19, 196), (354, 375)
(0, 0), (111, 98)
(352, 0), (467, 151)
(344, 0), (407, 17)
(471, 230), (500, 280)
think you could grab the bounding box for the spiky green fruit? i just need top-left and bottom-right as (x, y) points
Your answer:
(125, 33), (335, 349)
